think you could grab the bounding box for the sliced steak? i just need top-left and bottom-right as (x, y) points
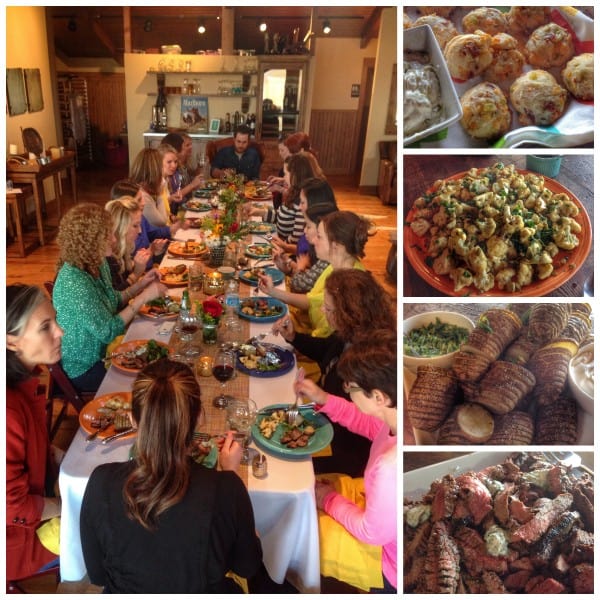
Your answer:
(510, 493), (573, 544)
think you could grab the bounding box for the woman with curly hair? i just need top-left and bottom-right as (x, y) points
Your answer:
(104, 196), (153, 290)
(80, 358), (263, 593)
(52, 203), (167, 393)
(6, 285), (64, 581)
(272, 269), (396, 477)
(259, 210), (370, 338)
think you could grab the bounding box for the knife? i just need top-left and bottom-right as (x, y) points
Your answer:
(101, 427), (137, 444)
(86, 419), (113, 443)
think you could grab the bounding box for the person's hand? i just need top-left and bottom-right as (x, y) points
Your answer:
(179, 219), (190, 230)
(139, 281), (167, 304)
(169, 191), (184, 204)
(150, 238), (169, 256)
(139, 268), (160, 287)
(295, 379), (328, 405)
(295, 253), (311, 272)
(133, 248), (152, 275)
(170, 220), (182, 235)
(218, 431), (243, 471)
(271, 316), (295, 342)
(270, 234), (286, 250)
(315, 478), (336, 510)
(267, 175), (283, 184)
(191, 174), (204, 189)
(257, 272), (275, 295)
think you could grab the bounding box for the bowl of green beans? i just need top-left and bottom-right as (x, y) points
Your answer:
(403, 311), (474, 373)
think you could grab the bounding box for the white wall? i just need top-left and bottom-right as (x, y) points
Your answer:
(360, 6), (397, 188)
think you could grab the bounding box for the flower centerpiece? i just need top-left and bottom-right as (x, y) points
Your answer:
(201, 184), (248, 266)
(195, 297), (223, 344)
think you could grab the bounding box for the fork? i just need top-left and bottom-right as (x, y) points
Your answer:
(547, 450), (593, 476)
(286, 367), (305, 425)
(101, 427), (137, 444)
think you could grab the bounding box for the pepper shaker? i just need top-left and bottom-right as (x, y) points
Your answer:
(252, 453), (268, 478)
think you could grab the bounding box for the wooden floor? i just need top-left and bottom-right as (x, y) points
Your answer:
(6, 164), (396, 594)
(6, 165), (397, 300)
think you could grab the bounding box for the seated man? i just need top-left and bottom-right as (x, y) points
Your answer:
(211, 125), (262, 181)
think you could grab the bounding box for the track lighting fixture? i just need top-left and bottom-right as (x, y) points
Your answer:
(67, 18), (77, 32)
(144, 19), (152, 33)
(322, 20), (331, 35)
(259, 20), (267, 33)
(198, 21), (206, 34)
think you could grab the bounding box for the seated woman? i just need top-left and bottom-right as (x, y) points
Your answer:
(80, 358), (263, 593)
(295, 330), (397, 593)
(274, 178), (338, 293)
(259, 210), (370, 338)
(157, 142), (186, 215)
(247, 152), (324, 255)
(6, 284), (64, 581)
(162, 132), (204, 202)
(110, 180), (174, 262)
(53, 203), (167, 393)
(105, 196), (153, 291)
(272, 269), (396, 478)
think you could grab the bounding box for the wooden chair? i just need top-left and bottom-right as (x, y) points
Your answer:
(377, 141), (397, 206)
(43, 280), (55, 299)
(44, 363), (92, 441)
(206, 137), (266, 177)
(6, 192), (26, 257)
(7, 565), (60, 594)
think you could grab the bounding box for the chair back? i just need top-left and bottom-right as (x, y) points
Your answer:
(43, 280), (55, 299)
(206, 137), (266, 164)
(47, 363), (86, 414)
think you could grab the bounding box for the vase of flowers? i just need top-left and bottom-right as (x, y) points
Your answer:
(196, 298), (223, 344)
(201, 185), (248, 267)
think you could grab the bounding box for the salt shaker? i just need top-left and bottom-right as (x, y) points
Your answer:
(252, 453), (268, 478)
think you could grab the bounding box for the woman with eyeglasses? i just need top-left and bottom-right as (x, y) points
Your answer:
(6, 284), (64, 581)
(272, 269), (396, 477)
(293, 330), (397, 593)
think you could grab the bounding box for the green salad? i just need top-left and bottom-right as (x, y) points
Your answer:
(403, 318), (470, 357)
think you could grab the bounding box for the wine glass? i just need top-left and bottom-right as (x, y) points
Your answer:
(226, 398), (258, 465)
(179, 312), (201, 343)
(212, 347), (236, 408)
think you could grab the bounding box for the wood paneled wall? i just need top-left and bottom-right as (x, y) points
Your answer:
(309, 110), (357, 175)
(60, 72), (126, 162)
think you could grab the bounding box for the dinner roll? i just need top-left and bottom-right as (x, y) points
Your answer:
(412, 15), (458, 51)
(562, 53), (594, 101)
(526, 23), (574, 68)
(510, 70), (568, 126)
(418, 7), (455, 19)
(444, 31), (494, 81)
(507, 6), (551, 39)
(462, 7), (507, 36)
(460, 82), (512, 140)
(483, 33), (526, 85)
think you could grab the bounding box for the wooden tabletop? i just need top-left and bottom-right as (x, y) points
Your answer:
(403, 154), (594, 297)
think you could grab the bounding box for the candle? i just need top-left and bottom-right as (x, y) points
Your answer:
(9, 144), (18, 155)
(197, 355), (213, 377)
(203, 271), (224, 295)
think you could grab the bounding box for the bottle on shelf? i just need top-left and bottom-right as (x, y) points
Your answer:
(289, 87), (297, 111)
(225, 113), (231, 133)
(283, 87), (290, 111)
(250, 114), (256, 134)
(234, 111), (241, 127)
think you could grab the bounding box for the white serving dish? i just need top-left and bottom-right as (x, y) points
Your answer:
(569, 341), (594, 416)
(403, 310), (474, 372)
(403, 25), (463, 146)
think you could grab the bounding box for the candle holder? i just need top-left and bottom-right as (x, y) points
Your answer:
(203, 271), (224, 296)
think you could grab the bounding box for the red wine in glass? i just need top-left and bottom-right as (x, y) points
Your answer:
(212, 364), (234, 382)
(181, 323), (199, 335)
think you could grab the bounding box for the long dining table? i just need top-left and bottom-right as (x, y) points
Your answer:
(58, 205), (321, 593)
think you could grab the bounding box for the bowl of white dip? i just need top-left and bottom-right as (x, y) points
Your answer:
(404, 25), (462, 146)
(568, 342), (594, 415)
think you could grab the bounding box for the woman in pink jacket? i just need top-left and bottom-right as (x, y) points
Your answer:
(295, 330), (397, 592)
(6, 284), (64, 581)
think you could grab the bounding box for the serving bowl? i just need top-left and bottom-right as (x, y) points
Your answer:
(403, 311), (474, 372)
(568, 342), (594, 415)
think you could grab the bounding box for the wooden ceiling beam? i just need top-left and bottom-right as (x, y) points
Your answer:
(86, 9), (122, 64)
(360, 7), (381, 49)
(123, 7), (131, 54)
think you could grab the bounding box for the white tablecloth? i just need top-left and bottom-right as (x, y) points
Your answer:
(58, 218), (321, 593)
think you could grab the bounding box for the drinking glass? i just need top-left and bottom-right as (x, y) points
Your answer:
(212, 347), (236, 408)
(226, 398), (258, 464)
(179, 312), (201, 343)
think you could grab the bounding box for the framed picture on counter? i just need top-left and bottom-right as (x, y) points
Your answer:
(180, 96), (208, 132)
(209, 119), (221, 134)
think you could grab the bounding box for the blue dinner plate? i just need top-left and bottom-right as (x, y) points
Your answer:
(237, 297), (287, 323)
(236, 344), (295, 378)
(251, 404), (334, 459)
(183, 200), (211, 212)
(247, 222), (276, 234)
(245, 243), (273, 259)
(238, 267), (284, 287)
(193, 190), (214, 199)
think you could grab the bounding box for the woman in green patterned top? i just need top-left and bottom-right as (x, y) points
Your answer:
(52, 203), (167, 393)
